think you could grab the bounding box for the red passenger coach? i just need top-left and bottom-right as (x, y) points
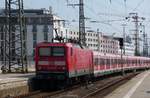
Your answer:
(35, 42), (93, 81)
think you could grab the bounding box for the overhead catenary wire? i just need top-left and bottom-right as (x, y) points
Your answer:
(47, 0), (148, 37)
(132, 0), (145, 11)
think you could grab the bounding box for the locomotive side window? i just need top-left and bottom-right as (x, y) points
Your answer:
(39, 47), (51, 56)
(52, 47), (65, 56)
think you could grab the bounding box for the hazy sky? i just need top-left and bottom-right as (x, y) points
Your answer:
(0, 0), (150, 37)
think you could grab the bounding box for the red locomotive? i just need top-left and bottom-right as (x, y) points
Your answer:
(35, 42), (93, 82)
(35, 42), (150, 84)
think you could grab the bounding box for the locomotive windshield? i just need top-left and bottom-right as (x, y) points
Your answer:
(39, 47), (51, 56)
(52, 47), (65, 56)
(39, 47), (65, 56)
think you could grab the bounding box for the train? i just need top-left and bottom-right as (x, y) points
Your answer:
(35, 42), (150, 85)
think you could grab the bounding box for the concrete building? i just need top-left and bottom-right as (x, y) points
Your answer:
(0, 8), (135, 60)
(0, 9), (68, 60)
(123, 42), (135, 56)
(99, 34), (120, 54)
(69, 30), (120, 54)
(117, 42), (135, 56)
(24, 9), (53, 59)
(69, 30), (135, 56)
(53, 15), (69, 42)
(69, 30), (99, 51)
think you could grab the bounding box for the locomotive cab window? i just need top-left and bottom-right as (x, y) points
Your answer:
(52, 47), (65, 56)
(39, 47), (51, 56)
(39, 47), (65, 56)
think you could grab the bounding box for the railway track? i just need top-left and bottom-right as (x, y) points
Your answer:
(13, 83), (80, 98)
(13, 72), (139, 98)
(81, 73), (138, 98)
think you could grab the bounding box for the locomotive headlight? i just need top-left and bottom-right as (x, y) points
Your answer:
(54, 61), (66, 66)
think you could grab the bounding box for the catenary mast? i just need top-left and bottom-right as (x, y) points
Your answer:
(2, 0), (28, 73)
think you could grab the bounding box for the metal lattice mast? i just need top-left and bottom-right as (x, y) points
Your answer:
(79, 0), (86, 46)
(3, 0), (28, 73)
(129, 13), (145, 56)
(141, 24), (148, 56)
(132, 13), (140, 56)
(67, 0), (86, 46)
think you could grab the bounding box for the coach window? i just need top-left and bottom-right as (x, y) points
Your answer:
(135, 60), (137, 65)
(94, 57), (98, 65)
(108, 58), (111, 66)
(96, 57), (99, 65)
(128, 60), (130, 65)
(131, 60), (133, 65)
(98, 57), (101, 65)
(121, 59), (123, 64)
(118, 59), (121, 64)
(114, 59), (116, 65)
(106, 58), (109, 66)
(136, 59), (138, 65)
(139, 60), (141, 65)
(115, 59), (117, 65)
(132, 60), (134, 65)
(101, 58), (105, 65)
(112, 59), (115, 65)
(104, 58), (106, 65)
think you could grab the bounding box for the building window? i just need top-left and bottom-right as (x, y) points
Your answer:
(33, 41), (37, 48)
(43, 25), (49, 33)
(43, 25), (48, 41)
(11, 25), (16, 32)
(33, 32), (37, 40)
(33, 49), (35, 56)
(44, 32), (48, 41)
(61, 31), (63, 36)
(32, 25), (37, 32)
(0, 26), (3, 32)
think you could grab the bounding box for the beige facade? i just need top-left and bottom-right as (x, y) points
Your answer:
(69, 31), (99, 51)
(99, 35), (119, 54)
(69, 31), (120, 54)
